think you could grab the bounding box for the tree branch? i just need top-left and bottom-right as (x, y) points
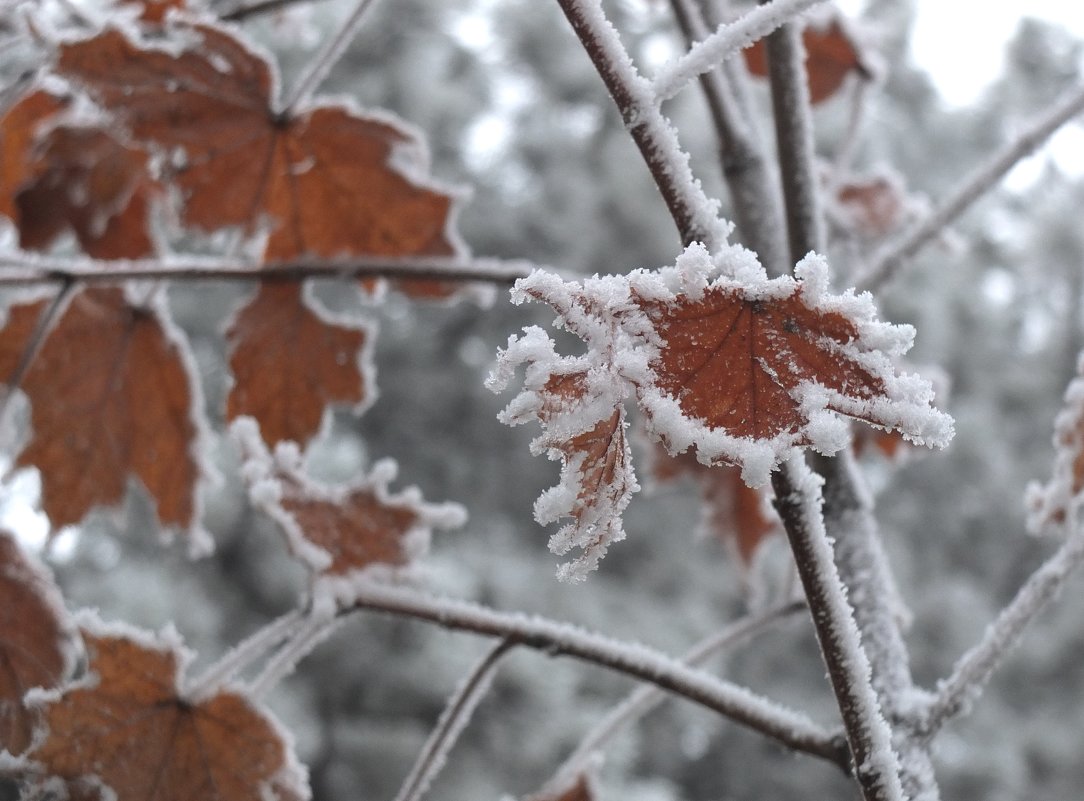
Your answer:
(219, 0), (333, 22)
(772, 456), (905, 801)
(552, 0), (728, 249)
(860, 83), (1084, 293)
(920, 527), (1084, 737)
(343, 581), (850, 770)
(393, 639), (515, 801)
(0, 255), (532, 287)
(652, 0), (826, 103)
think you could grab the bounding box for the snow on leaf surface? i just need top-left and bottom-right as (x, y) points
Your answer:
(0, 531), (76, 755)
(0, 287), (210, 548)
(27, 616), (309, 801)
(742, 12), (871, 104)
(491, 245), (952, 575)
(487, 325), (638, 582)
(53, 22), (462, 264)
(1027, 356), (1084, 534)
(235, 418), (465, 587)
(225, 283), (375, 448)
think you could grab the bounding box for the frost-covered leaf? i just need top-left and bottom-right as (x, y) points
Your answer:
(742, 12), (872, 104)
(235, 418), (465, 586)
(491, 245), (952, 575)
(1027, 357), (1084, 534)
(225, 283), (374, 448)
(527, 773), (597, 801)
(54, 23), (462, 263)
(650, 446), (778, 567)
(0, 287), (210, 548)
(487, 326), (638, 581)
(0, 90), (69, 224)
(0, 531), (76, 755)
(26, 617), (308, 801)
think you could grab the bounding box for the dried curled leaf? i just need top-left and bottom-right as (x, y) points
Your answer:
(225, 283), (375, 448)
(743, 12), (872, 104)
(0, 90), (69, 223)
(487, 328), (638, 581)
(235, 418), (465, 592)
(0, 531), (76, 755)
(1027, 356), (1084, 534)
(0, 287), (210, 549)
(491, 245), (952, 575)
(54, 23), (461, 263)
(27, 617), (308, 801)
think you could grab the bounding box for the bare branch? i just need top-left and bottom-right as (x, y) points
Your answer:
(344, 581), (851, 770)
(921, 528), (1084, 736)
(652, 0), (826, 103)
(0, 254), (533, 287)
(393, 639), (515, 801)
(219, 0), (333, 22)
(860, 83), (1084, 293)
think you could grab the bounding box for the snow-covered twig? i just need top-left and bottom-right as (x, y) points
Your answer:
(921, 528), (1084, 736)
(552, 0), (728, 249)
(393, 639), (515, 801)
(0, 254), (533, 286)
(652, 0), (826, 103)
(281, 0), (381, 115)
(550, 599), (805, 784)
(187, 609), (305, 698)
(248, 612), (343, 700)
(764, 21), (825, 260)
(667, 0), (788, 276)
(344, 581), (850, 769)
(220, 0), (334, 21)
(772, 455), (905, 801)
(861, 83), (1084, 292)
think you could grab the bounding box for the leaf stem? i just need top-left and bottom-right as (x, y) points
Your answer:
(219, 0), (334, 22)
(0, 278), (75, 422)
(392, 638), (515, 801)
(186, 609), (305, 699)
(860, 82), (1084, 292)
(247, 612), (343, 700)
(281, 0), (381, 115)
(343, 581), (850, 770)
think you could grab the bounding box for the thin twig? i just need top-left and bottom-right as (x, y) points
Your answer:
(0, 255), (533, 287)
(860, 82), (1084, 293)
(553, 0), (728, 249)
(652, 0), (826, 103)
(186, 609), (305, 699)
(281, 0), (381, 115)
(219, 0), (333, 22)
(0, 278), (74, 421)
(920, 527), (1084, 737)
(344, 581), (850, 770)
(549, 599), (805, 785)
(393, 639), (516, 801)
(248, 612), (343, 699)
(772, 455), (905, 801)
(667, 0), (788, 275)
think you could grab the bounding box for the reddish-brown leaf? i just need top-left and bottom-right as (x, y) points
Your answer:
(0, 531), (74, 755)
(129, 0), (188, 24)
(55, 24), (459, 262)
(743, 18), (870, 104)
(0, 90), (69, 222)
(852, 425), (907, 460)
(639, 284), (885, 443)
(832, 174), (908, 240)
(0, 287), (205, 538)
(15, 126), (158, 258)
(236, 418), (465, 580)
(527, 774), (596, 801)
(29, 623), (308, 801)
(225, 283), (373, 447)
(652, 447), (778, 566)
(1028, 360), (1084, 533)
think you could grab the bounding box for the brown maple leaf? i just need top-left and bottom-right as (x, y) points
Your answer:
(526, 773), (597, 801)
(651, 446), (778, 567)
(0, 531), (75, 755)
(225, 283), (374, 447)
(743, 15), (872, 104)
(54, 23), (461, 263)
(0, 90), (69, 223)
(235, 418), (465, 584)
(0, 287), (208, 545)
(15, 125), (158, 258)
(27, 621), (308, 801)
